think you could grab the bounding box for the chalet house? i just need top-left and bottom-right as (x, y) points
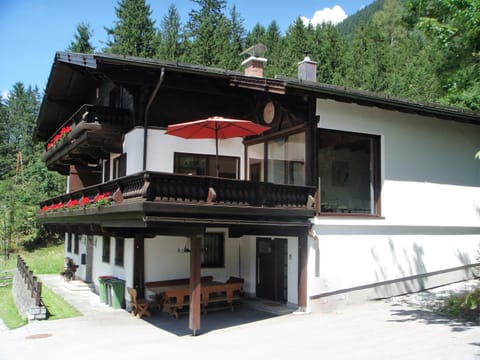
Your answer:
(35, 50), (480, 331)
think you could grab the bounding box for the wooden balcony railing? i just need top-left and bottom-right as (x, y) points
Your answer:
(39, 171), (316, 211)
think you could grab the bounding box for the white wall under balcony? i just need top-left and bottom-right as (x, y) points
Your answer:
(123, 127), (245, 177)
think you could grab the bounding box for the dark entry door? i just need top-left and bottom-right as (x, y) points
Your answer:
(256, 237), (287, 302)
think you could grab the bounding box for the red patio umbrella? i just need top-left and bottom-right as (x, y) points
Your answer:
(165, 116), (270, 177)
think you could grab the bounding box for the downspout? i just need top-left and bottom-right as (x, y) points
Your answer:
(143, 68), (165, 171)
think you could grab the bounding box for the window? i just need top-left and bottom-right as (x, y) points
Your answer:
(174, 153), (239, 179)
(112, 153), (127, 179)
(248, 142), (264, 181)
(66, 233), (72, 253)
(247, 131), (306, 185)
(267, 132), (305, 185)
(114, 237), (124, 267)
(73, 234), (80, 255)
(201, 233), (225, 268)
(102, 236), (111, 263)
(317, 129), (380, 215)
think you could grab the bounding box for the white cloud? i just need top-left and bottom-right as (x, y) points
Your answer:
(1, 90), (9, 100)
(301, 5), (348, 26)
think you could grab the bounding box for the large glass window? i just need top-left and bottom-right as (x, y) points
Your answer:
(267, 132), (305, 185)
(247, 142), (265, 181)
(317, 130), (380, 215)
(174, 153), (239, 179)
(247, 132), (306, 185)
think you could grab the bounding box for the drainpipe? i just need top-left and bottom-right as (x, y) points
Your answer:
(143, 68), (165, 171)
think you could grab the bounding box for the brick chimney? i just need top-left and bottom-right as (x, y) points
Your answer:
(240, 44), (267, 77)
(298, 54), (317, 82)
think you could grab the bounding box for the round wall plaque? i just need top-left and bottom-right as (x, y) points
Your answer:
(263, 101), (275, 124)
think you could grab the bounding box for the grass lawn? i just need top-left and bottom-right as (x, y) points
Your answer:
(0, 244), (81, 328)
(0, 276), (27, 329)
(0, 243), (64, 274)
(42, 285), (81, 320)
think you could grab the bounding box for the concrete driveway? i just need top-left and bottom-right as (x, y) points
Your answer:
(1, 275), (479, 360)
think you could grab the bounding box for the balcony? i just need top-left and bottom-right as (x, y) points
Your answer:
(38, 172), (316, 237)
(41, 105), (132, 175)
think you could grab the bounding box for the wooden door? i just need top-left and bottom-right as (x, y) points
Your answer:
(256, 237), (287, 302)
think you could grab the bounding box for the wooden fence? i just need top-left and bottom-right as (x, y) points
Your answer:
(17, 255), (42, 306)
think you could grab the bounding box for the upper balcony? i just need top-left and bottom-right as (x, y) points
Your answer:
(41, 104), (132, 175)
(38, 171), (316, 237)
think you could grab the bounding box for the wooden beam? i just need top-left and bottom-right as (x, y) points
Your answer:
(189, 233), (202, 335)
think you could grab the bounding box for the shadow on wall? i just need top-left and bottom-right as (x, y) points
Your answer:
(371, 238), (427, 296)
(456, 248), (480, 278)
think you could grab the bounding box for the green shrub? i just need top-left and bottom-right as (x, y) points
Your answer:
(439, 288), (480, 322)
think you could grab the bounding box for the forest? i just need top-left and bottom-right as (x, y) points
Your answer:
(0, 0), (478, 253)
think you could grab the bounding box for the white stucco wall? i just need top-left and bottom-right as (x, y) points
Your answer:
(123, 127), (245, 177)
(310, 99), (480, 306)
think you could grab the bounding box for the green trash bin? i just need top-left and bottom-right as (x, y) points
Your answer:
(98, 276), (114, 304)
(110, 278), (126, 309)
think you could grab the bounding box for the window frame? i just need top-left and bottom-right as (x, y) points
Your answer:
(201, 232), (225, 269)
(114, 237), (124, 267)
(73, 234), (80, 255)
(66, 233), (72, 253)
(245, 126), (307, 185)
(102, 236), (111, 263)
(174, 152), (240, 179)
(317, 129), (381, 217)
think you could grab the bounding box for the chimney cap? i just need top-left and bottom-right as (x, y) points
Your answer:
(240, 43), (267, 58)
(298, 54), (317, 65)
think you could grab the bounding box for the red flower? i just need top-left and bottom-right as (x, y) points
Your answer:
(80, 197), (90, 206)
(66, 199), (79, 208)
(46, 125), (73, 151)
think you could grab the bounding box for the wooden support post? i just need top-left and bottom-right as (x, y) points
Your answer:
(189, 234), (202, 335)
(297, 228), (308, 311)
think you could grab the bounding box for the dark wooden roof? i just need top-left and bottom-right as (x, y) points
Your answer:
(35, 52), (480, 141)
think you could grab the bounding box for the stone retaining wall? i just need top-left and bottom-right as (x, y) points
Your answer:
(12, 269), (47, 321)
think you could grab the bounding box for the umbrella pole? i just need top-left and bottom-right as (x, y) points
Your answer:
(215, 134), (219, 177)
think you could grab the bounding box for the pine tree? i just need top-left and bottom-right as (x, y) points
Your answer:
(310, 24), (346, 83)
(245, 23), (266, 47)
(0, 83), (40, 180)
(157, 4), (183, 61)
(405, 0), (480, 110)
(67, 22), (95, 53)
(105, 0), (158, 58)
(185, 0), (228, 66)
(280, 18), (313, 78)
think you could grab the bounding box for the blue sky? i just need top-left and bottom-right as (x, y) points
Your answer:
(0, 0), (374, 98)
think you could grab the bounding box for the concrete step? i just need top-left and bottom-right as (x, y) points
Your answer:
(63, 279), (94, 292)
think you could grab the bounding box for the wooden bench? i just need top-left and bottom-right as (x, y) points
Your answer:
(161, 277), (244, 319)
(145, 276), (214, 310)
(201, 281), (244, 314)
